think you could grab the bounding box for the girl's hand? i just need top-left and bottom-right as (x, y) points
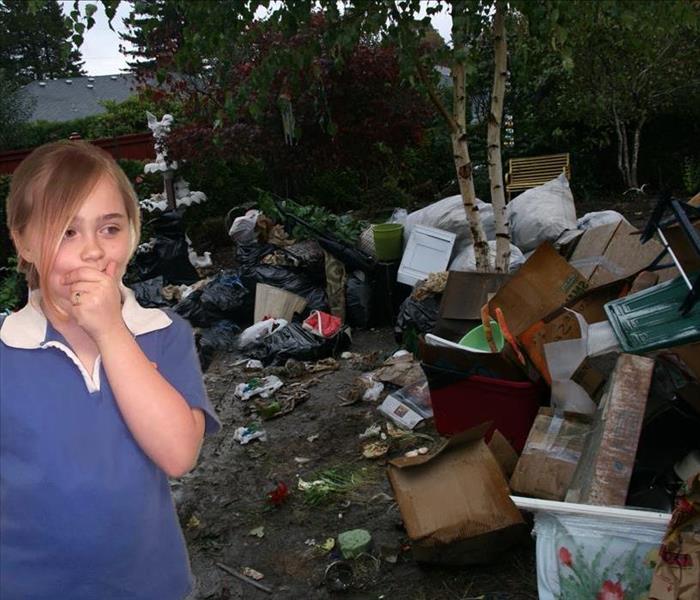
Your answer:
(63, 261), (126, 343)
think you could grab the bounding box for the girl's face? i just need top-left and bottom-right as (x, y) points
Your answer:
(21, 176), (133, 312)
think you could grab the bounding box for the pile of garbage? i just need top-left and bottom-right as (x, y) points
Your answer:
(122, 171), (699, 598)
(349, 182), (699, 600)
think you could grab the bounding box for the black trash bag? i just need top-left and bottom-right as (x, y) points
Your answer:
(235, 242), (276, 275)
(394, 294), (441, 340)
(200, 270), (252, 320)
(196, 319), (241, 371)
(173, 289), (208, 327)
(345, 271), (373, 328)
(129, 276), (168, 308)
(128, 211), (199, 285)
(246, 265), (329, 312)
(247, 323), (350, 366)
(174, 272), (253, 328)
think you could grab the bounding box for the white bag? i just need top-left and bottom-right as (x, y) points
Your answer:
(508, 174), (577, 252)
(449, 240), (525, 273)
(228, 209), (260, 243)
(404, 195), (496, 253)
(577, 210), (629, 230)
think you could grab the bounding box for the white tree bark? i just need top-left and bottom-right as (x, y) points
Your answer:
(487, 2), (509, 272)
(452, 61), (489, 271)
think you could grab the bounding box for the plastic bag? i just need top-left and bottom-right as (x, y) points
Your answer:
(200, 270), (250, 316)
(247, 322), (350, 366)
(129, 276), (168, 308)
(577, 210), (628, 230)
(404, 195), (496, 253)
(197, 319), (241, 371)
(128, 210), (200, 284)
(246, 265), (329, 312)
(237, 318), (288, 349)
(235, 242), (277, 274)
(507, 174), (577, 252)
(302, 310), (342, 338)
(449, 241), (525, 273)
(229, 209), (260, 243)
(395, 294), (441, 337)
(174, 270), (252, 328)
(345, 271), (373, 328)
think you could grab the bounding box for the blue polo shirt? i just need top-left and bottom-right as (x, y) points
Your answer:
(0, 288), (221, 599)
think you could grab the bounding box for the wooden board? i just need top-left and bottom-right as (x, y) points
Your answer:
(565, 353), (655, 506)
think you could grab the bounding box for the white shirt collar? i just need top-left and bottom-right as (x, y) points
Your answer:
(0, 284), (172, 349)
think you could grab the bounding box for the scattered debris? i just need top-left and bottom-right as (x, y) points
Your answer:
(232, 424), (267, 445)
(248, 526), (265, 538)
(235, 375), (284, 401)
(216, 562), (273, 594)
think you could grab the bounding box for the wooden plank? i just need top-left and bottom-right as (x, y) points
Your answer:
(565, 353), (655, 506)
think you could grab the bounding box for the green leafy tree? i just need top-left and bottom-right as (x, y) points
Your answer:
(0, 0), (84, 84)
(0, 69), (35, 148)
(69, 0), (567, 271)
(557, 0), (700, 190)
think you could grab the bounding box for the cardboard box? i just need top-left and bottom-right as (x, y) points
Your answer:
(434, 271), (512, 340)
(566, 353), (655, 506)
(510, 408), (592, 501)
(518, 280), (627, 383)
(569, 220), (663, 288)
(387, 423), (527, 564)
(488, 243), (589, 338)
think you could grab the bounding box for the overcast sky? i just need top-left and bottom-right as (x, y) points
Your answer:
(60, 1), (452, 77)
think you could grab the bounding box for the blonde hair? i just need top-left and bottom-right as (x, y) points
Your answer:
(5, 140), (141, 310)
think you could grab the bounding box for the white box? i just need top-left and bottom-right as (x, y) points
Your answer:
(397, 225), (456, 287)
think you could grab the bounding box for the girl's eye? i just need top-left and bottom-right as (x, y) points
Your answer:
(102, 225), (121, 235)
(63, 229), (77, 239)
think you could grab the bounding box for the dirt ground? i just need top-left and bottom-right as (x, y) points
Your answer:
(178, 328), (539, 600)
(175, 193), (661, 599)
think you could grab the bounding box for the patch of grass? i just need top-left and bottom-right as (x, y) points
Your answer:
(298, 465), (373, 506)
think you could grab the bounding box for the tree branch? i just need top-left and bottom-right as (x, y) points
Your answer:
(416, 60), (459, 134)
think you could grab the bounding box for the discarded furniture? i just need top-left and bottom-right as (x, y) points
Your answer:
(505, 153), (571, 201)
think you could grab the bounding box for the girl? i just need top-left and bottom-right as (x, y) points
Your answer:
(0, 140), (220, 599)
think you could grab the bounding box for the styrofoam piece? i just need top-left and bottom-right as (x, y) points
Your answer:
(397, 225), (456, 287)
(511, 495), (670, 525)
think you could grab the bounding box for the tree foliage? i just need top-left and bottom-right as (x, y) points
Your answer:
(0, 0), (84, 84)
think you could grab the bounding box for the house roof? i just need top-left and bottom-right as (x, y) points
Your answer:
(22, 74), (137, 122)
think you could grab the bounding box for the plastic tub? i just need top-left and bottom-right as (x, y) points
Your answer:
(372, 223), (403, 261)
(423, 363), (543, 452)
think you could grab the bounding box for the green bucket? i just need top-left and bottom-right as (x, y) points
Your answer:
(458, 320), (505, 353)
(372, 223), (404, 261)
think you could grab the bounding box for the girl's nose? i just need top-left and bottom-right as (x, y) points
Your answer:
(80, 236), (105, 262)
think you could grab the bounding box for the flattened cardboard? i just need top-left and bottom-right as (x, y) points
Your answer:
(435, 271), (512, 340)
(569, 220), (663, 288)
(488, 243), (588, 338)
(510, 408), (592, 501)
(387, 423), (526, 564)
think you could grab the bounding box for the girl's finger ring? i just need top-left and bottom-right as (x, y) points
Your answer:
(72, 291), (81, 306)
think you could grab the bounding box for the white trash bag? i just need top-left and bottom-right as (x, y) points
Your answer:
(508, 174), (577, 252)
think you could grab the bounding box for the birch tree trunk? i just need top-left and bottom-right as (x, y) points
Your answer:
(487, 1), (509, 272)
(452, 60), (489, 271)
(613, 109), (644, 189)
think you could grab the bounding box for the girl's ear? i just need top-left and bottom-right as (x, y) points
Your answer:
(11, 229), (35, 264)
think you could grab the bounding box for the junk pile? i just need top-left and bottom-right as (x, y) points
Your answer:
(355, 181), (700, 600)
(104, 163), (697, 597)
